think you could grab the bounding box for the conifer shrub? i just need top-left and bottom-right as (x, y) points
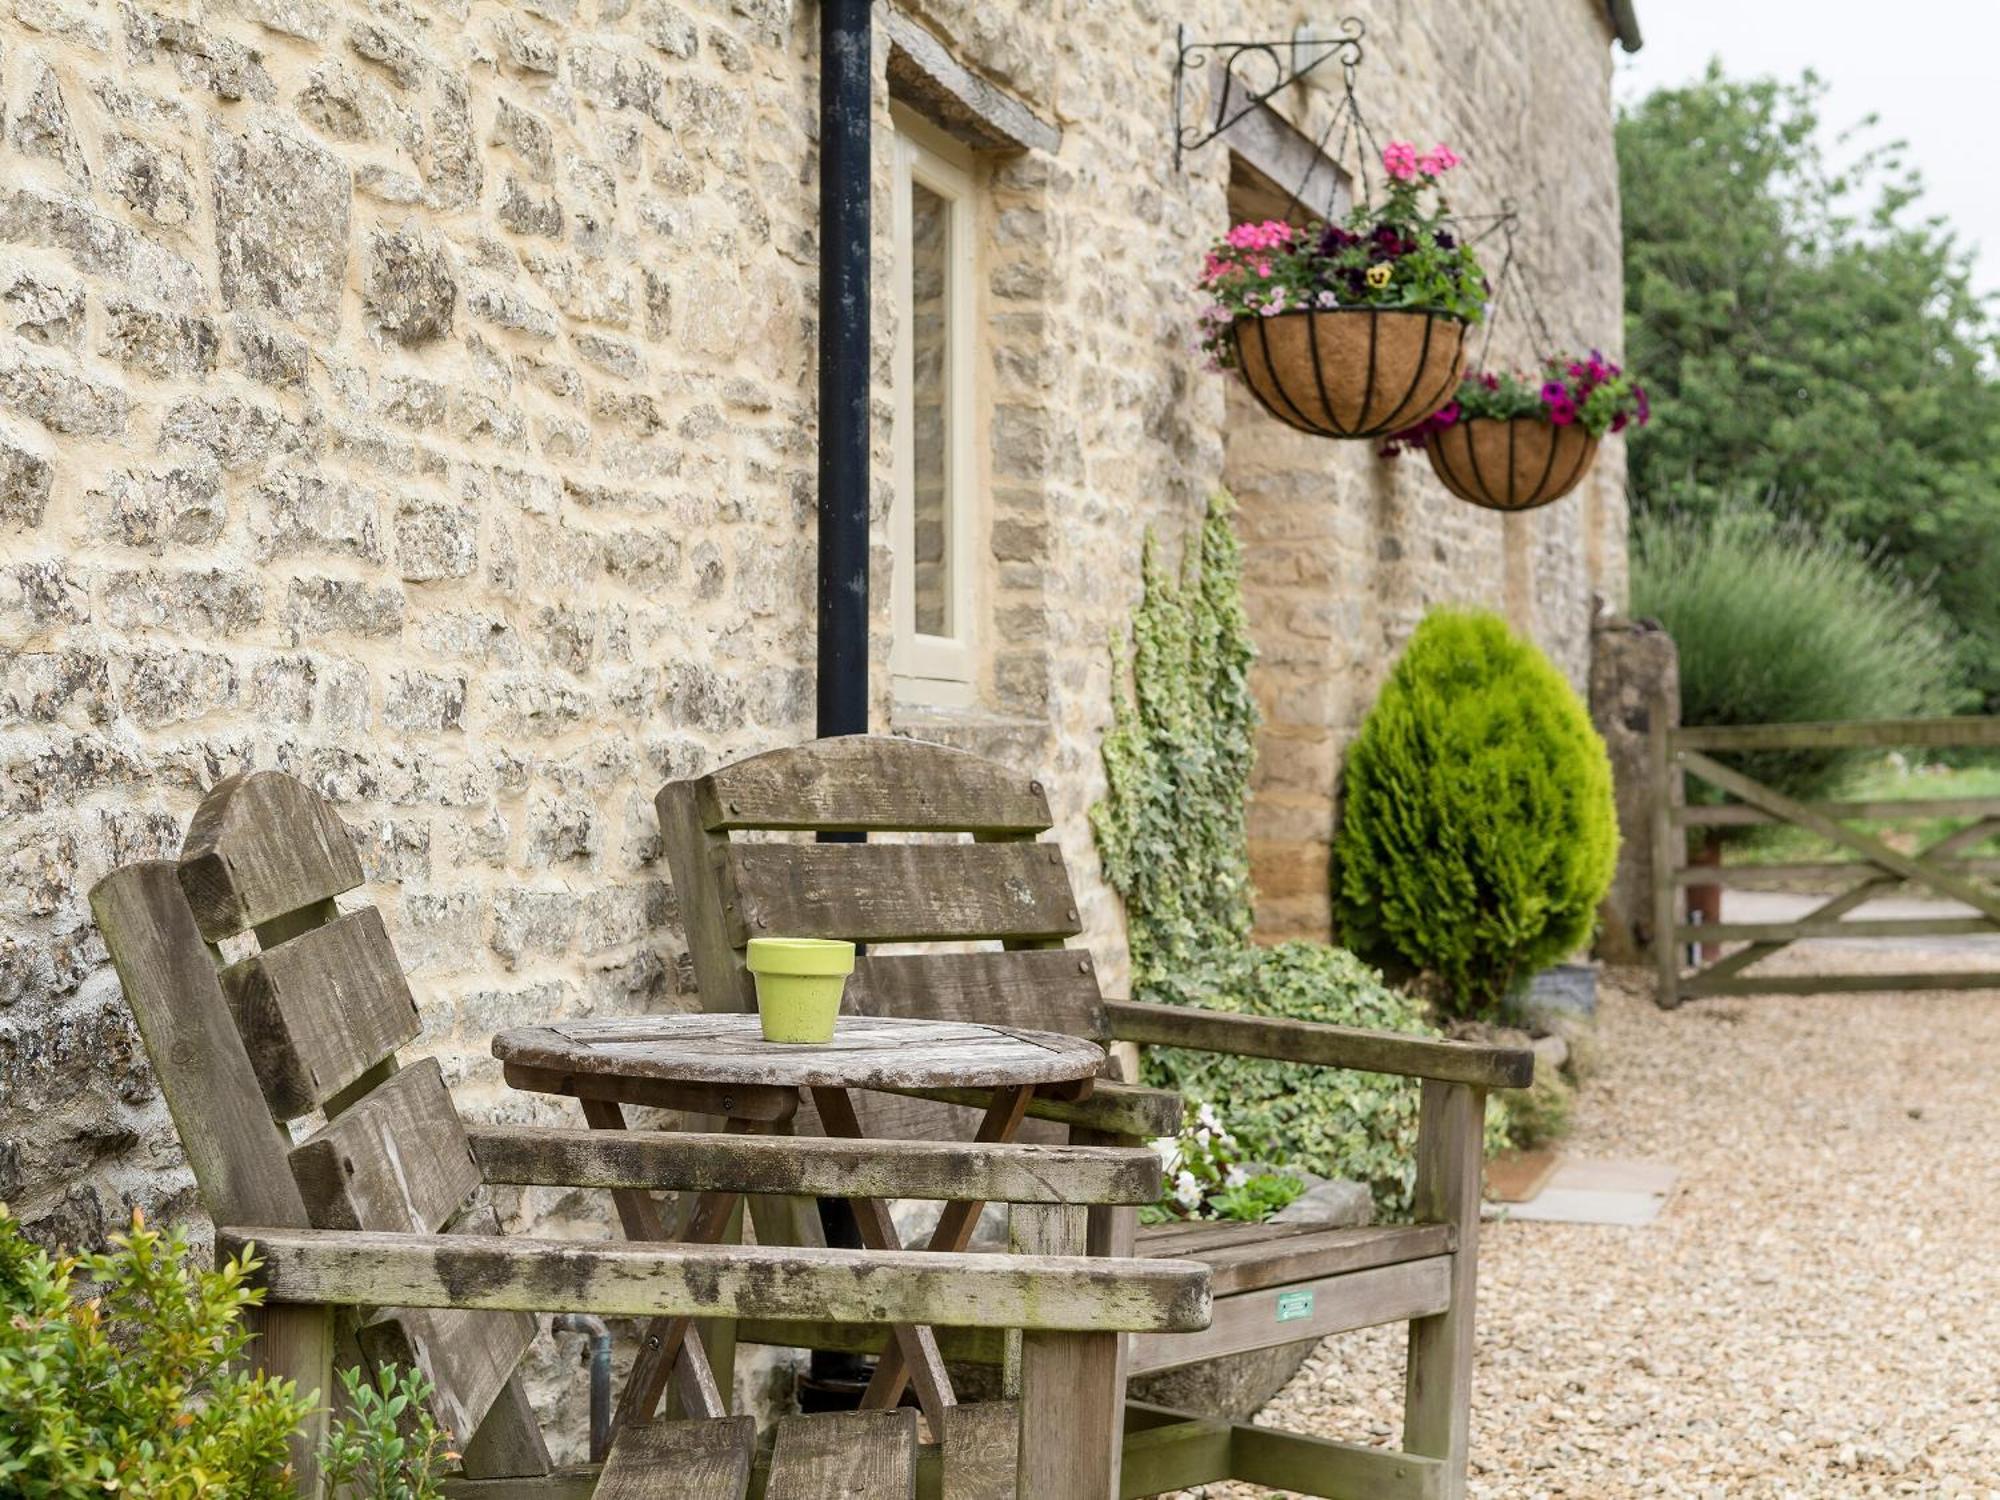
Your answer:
(1334, 609), (1618, 1019)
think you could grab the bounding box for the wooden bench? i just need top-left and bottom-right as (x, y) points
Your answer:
(657, 736), (1536, 1500)
(91, 769), (1209, 1499)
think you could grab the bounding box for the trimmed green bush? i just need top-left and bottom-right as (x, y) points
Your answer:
(1335, 609), (1618, 1019)
(1631, 504), (1961, 814)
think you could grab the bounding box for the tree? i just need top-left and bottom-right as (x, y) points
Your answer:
(1618, 65), (2000, 701)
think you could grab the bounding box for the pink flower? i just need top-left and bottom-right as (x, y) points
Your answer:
(1382, 141), (1420, 182)
(1548, 397), (1578, 426)
(1417, 143), (1462, 175)
(1224, 220), (1294, 252)
(1433, 401), (1460, 426)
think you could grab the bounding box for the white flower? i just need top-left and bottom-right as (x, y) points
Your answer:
(1150, 1136), (1183, 1176)
(1173, 1169), (1203, 1210)
(1316, 289), (1340, 308)
(1196, 1102), (1224, 1133)
(1224, 1165), (1249, 1188)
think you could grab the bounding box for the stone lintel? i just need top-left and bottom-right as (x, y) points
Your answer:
(883, 9), (1062, 155)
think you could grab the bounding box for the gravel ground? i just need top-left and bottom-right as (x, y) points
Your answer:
(1184, 955), (2000, 1498)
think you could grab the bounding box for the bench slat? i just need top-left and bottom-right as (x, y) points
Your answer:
(695, 736), (1051, 834)
(179, 770), (364, 939)
(766, 1410), (917, 1500)
(291, 1058), (480, 1233)
(595, 1416), (753, 1500)
(1136, 1221), (1455, 1297)
(723, 842), (1080, 944)
(849, 949), (1107, 1039)
(221, 907), (422, 1119)
(940, 1402), (1018, 1500)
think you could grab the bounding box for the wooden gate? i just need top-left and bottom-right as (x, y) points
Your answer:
(1650, 716), (2000, 1007)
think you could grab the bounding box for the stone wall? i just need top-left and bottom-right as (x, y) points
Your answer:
(0, 0), (1626, 1443)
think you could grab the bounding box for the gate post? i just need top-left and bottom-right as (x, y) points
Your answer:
(1649, 713), (1683, 1008)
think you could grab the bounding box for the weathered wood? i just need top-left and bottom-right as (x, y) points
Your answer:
(656, 780), (757, 1014)
(1017, 1330), (1122, 1500)
(595, 1417), (754, 1500)
(1402, 1082), (1485, 1498)
(1678, 751), (2000, 929)
(1674, 915), (1998, 944)
(89, 862), (334, 1494)
(439, 1472), (597, 1500)
(1674, 794), (2000, 828)
(496, 1015), (1102, 1093)
(810, 1087), (957, 1421)
(220, 906), (422, 1120)
(889, 1079), (1182, 1140)
(1671, 715), (2000, 752)
(178, 769), (365, 939)
(1672, 855), (2000, 890)
(1118, 1411), (1234, 1497)
(466, 1125), (1160, 1205)
(1128, 1258), (1451, 1376)
(849, 949), (1109, 1040)
(1684, 969), (2000, 997)
(222, 1229), (1215, 1333)
(691, 736), (1052, 835)
(729, 1320), (1006, 1364)
(291, 1058), (480, 1233)
(939, 1401), (1019, 1500)
(766, 1409), (919, 1500)
(458, 1375), (555, 1484)
(499, 1062), (799, 1123)
(1104, 999), (1535, 1090)
(721, 842), (1081, 944)
(1135, 1221), (1455, 1298)
(1229, 1419), (1445, 1499)
(1650, 703), (1682, 1009)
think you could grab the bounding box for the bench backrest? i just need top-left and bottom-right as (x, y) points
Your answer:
(91, 771), (545, 1470)
(657, 735), (1110, 1045)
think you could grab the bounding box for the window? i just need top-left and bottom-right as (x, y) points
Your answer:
(891, 109), (982, 700)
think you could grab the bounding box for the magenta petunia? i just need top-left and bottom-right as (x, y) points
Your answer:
(1548, 398), (1578, 426)
(1540, 380), (1569, 406)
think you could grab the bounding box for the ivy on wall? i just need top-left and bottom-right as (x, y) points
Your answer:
(1091, 494), (1438, 1211)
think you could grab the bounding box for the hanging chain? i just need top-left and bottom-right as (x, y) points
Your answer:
(1466, 206), (1562, 374)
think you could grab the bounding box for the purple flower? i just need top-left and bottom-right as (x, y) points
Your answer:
(1434, 401), (1460, 426)
(1548, 397), (1578, 427)
(1434, 229), (1456, 250)
(1540, 380), (1569, 406)
(1318, 224), (1358, 255)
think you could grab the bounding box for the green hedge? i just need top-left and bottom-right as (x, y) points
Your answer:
(1334, 609), (1618, 1020)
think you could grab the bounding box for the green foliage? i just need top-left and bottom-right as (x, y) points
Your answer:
(1141, 1103), (1308, 1226)
(0, 1203), (314, 1500)
(1631, 505), (1960, 817)
(1335, 610), (1619, 1020)
(321, 1365), (455, 1500)
(1092, 501), (1440, 1212)
(1618, 65), (2000, 701)
(1209, 1173), (1306, 1224)
(1144, 944), (1432, 1212)
(1501, 1069), (1574, 1152)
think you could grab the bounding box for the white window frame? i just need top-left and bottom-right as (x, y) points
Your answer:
(890, 109), (981, 700)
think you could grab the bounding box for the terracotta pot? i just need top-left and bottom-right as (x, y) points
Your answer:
(1425, 415), (1599, 512)
(1230, 308), (1467, 440)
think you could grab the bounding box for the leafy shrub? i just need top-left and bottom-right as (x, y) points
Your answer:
(1631, 505), (1961, 814)
(1335, 609), (1618, 1020)
(322, 1365), (456, 1500)
(1500, 1068), (1574, 1151)
(0, 1203), (313, 1499)
(1093, 496), (1440, 1214)
(1144, 944), (1433, 1213)
(1142, 1103), (1307, 1227)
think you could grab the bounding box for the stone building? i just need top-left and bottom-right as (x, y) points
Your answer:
(0, 0), (1635, 1347)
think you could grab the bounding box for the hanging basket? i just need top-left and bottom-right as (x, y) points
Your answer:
(1425, 415), (1599, 512)
(1229, 309), (1467, 440)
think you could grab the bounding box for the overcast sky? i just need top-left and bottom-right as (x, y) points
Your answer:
(1614, 1), (2000, 299)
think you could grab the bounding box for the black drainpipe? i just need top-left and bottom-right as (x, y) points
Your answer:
(807, 0), (872, 1396)
(816, 0), (872, 741)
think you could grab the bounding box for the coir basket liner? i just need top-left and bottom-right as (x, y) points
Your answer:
(1426, 415), (1599, 512)
(1230, 308), (1467, 440)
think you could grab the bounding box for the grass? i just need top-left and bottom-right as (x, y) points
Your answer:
(1727, 755), (2000, 866)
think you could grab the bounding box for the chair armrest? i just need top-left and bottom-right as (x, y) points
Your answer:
(218, 1227), (1211, 1335)
(1103, 998), (1534, 1090)
(881, 1078), (1184, 1140)
(465, 1126), (1162, 1205)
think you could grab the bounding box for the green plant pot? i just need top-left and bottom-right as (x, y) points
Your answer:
(745, 938), (855, 1043)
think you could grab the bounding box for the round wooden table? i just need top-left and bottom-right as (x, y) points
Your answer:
(493, 1013), (1106, 1431)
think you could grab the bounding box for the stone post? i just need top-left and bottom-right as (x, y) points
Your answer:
(1589, 610), (1681, 964)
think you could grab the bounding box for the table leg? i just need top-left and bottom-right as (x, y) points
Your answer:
(859, 1085), (1034, 1412)
(578, 1098), (737, 1436)
(808, 1087), (958, 1425)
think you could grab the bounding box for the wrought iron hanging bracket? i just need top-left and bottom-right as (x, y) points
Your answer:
(1172, 18), (1365, 170)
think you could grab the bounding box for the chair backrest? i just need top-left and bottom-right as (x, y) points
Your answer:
(91, 771), (546, 1470)
(657, 735), (1110, 1045)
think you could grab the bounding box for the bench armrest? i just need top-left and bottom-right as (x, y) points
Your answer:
(881, 1078), (1184, 1140)
(218, 1227), (1211, 1335)
(1103, 998), (1534, 1090)
(466, 1126), (1162, 1205)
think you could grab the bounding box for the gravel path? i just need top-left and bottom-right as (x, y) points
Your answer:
(1189, 957), (2000, 1498)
